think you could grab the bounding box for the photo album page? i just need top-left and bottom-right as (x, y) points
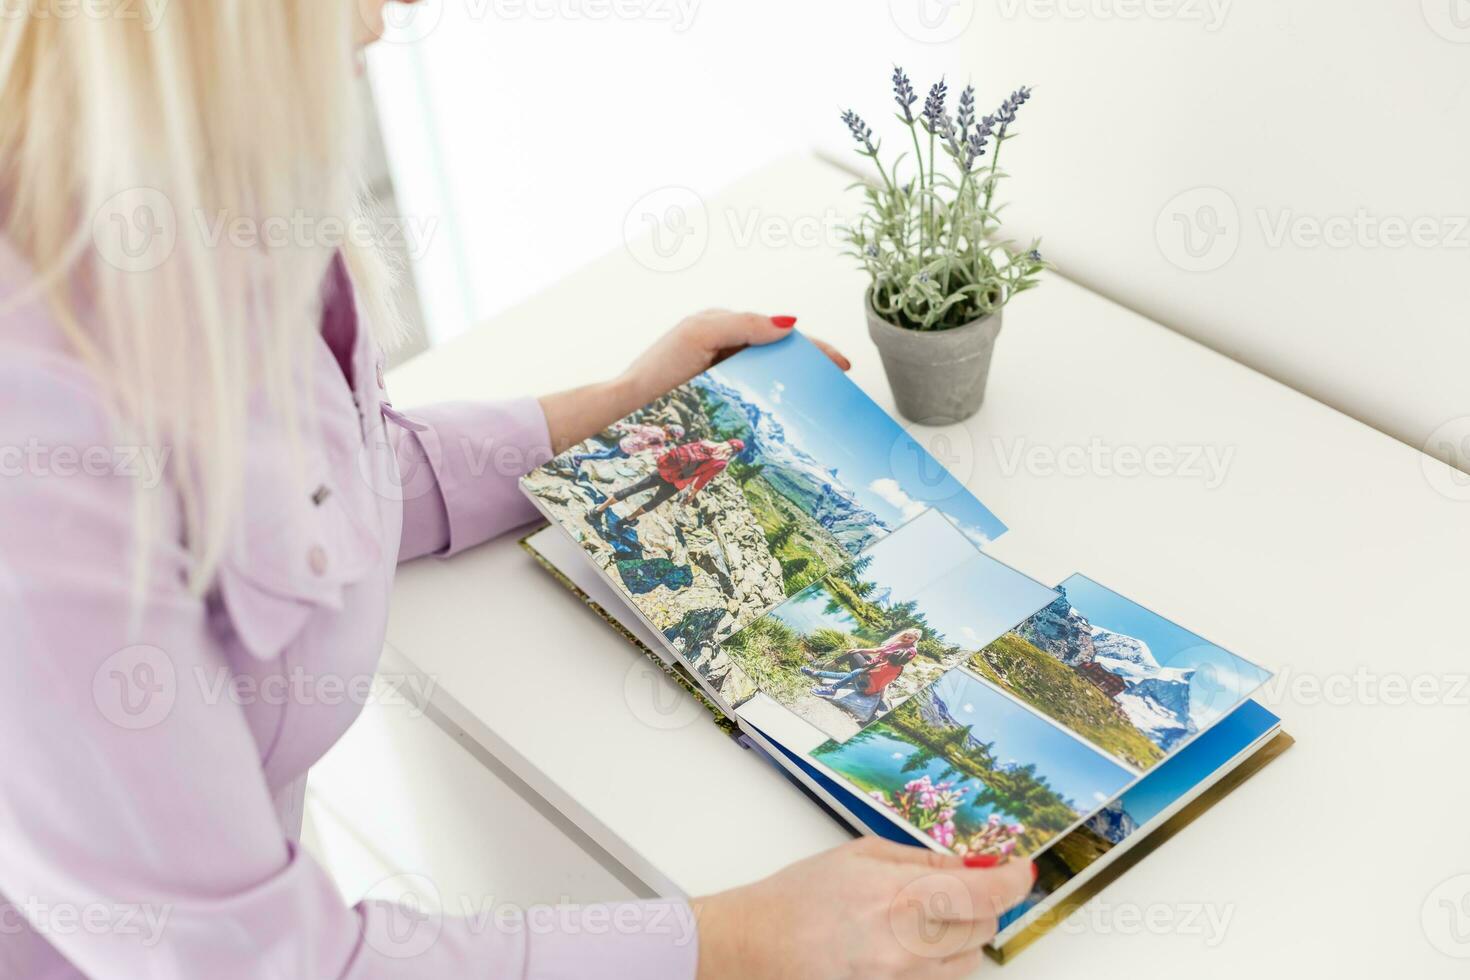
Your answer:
(521, 331), (1273, 862)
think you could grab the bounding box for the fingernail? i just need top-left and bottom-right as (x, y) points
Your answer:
(1030, 862), (1039, 883)
(964, 853), (1001, 869)
(771, 315), (797, 329)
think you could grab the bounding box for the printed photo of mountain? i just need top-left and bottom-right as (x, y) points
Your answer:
(999, 698), (1281, 933)
(520, 331), (1009, 705)
(968, 575), (1273, 771)
(811, 668), (1134, 858)
(722, 509), (1056, 741)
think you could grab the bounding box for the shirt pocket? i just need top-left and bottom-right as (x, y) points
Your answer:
(216, 451), (383, 662)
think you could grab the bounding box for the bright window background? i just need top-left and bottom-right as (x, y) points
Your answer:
(364, 0), (976, 344)
(364, 0), (1470, 471)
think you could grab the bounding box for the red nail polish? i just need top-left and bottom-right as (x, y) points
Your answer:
(771, 315), (797, 329)
(1030, 862), (1039, 882)
(964, 853), (1001, 869)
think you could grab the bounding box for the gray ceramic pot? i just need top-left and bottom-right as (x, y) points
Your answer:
(865, 289), (1003, 424)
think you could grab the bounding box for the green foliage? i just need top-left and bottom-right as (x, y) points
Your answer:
(729, 459), (765, 486)
(779, 557), (810, 582)
(883, 689), (1080, 849)
(694, 387), (752, 443)
(767, 519), (798, 551)
(803, 628), (854, 654)
(815, 559), (953, 647)
(970, 633), (1165, 770)
(722, 616), (810, 704)
(879, 598), (935, 639)
(738, 475), (849, 595)
(917, 636), (959, 663)
(820, 573), (887, 633)
(816, 682), (1086, 852)
(839, 76), (1047, 331)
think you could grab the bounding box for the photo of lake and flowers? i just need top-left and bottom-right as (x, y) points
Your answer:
(812, 668), (1135, 858)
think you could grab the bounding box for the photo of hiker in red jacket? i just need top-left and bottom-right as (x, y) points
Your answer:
(592, 438), (746, 525)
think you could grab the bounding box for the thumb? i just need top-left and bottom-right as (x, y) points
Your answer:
(864, 838), (1037, 920)
(950, 855), (1036, 919)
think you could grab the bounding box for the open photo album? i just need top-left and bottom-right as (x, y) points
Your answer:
(517, 331), (1292, 960)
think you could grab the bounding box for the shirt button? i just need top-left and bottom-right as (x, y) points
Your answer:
(307, 545), (329, 577)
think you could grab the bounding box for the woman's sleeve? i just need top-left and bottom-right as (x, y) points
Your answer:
(0, 373), (698, 979)
(390, 398), (555, 561)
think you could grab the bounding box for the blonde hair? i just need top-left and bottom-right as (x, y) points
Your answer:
(0, 2), (399, 594)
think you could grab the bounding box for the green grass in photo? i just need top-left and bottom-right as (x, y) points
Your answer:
(969, 633), (1165, 770)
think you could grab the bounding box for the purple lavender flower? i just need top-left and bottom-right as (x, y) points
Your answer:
(921, 78), (948, 133)
(964, 115), (995, 170)
(957, 85), (975, 138)
(892, 66), (917, 124)
(841, 109), (876, 154)
(935, 111), (962, 159)
(995, 85), (1033, 131)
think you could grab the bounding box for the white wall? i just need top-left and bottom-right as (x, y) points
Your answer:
(950, 0), (1470, 470)
(364, 0), (975, 336)
(367, 0), (1469, 469)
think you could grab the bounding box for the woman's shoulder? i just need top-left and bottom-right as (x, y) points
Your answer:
(0, 238), (116, 437)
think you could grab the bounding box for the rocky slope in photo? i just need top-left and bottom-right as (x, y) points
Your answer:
(522, 390), (787, 705)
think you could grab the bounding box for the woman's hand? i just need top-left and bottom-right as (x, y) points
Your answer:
(622, 310), (850, 408)
(539, 310), (850, 455)
(693, 837), (1035, 980)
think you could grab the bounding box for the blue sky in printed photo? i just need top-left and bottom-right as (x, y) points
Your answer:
(768, 510), (1055, 652)
(1057, 574), (1274, 726)
(934, 669), (1135, 811)
(706, 330), (1008, 546)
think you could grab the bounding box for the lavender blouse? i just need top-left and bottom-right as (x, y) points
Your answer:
(0, 243), (699, 978)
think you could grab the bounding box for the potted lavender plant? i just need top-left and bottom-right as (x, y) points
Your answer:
(840, 68), (1046, 424)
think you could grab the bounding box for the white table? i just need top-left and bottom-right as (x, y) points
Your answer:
(384, 154), (1470, 976)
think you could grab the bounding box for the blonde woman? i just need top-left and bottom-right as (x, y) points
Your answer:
(0, 3), (1033, 977)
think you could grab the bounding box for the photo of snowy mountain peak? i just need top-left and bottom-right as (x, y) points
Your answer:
(968, 575), (1273, 772)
